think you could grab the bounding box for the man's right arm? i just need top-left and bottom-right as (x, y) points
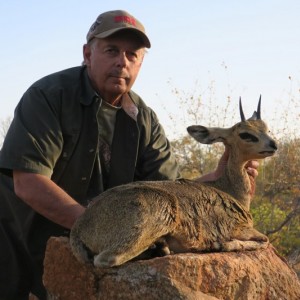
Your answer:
(13, 171), (85, 229)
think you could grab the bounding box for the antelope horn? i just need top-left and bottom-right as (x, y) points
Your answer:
(239, 97), (246, 122)
(257, 95), (261, 119)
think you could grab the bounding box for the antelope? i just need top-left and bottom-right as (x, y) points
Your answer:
(70, 97), (277, 268)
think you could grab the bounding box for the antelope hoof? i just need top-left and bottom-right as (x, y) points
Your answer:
(221, 239), (269, 252)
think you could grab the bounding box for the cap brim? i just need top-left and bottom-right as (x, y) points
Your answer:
(94, 27), (151, 48)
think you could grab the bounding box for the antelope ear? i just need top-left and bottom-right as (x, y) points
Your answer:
(187, 125), (230, 144)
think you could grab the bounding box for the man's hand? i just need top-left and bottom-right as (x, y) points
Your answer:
(245, 160), (259, 178)
(245, 160), (259, 196)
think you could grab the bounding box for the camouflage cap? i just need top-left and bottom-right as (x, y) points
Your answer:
(86, 10), (151, 48)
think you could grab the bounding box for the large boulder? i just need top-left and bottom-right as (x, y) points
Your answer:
(43, 237), (300, 300)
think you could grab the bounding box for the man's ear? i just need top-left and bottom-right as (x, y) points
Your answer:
(83, 44), (92, 67)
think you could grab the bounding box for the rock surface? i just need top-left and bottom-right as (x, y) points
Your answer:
(44, 237), (300, 300)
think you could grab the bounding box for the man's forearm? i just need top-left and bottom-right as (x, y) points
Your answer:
(13, 171), (85, 229)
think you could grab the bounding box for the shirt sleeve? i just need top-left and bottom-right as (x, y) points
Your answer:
(0, 86), (63, 177)
(136, 109), (180, 181)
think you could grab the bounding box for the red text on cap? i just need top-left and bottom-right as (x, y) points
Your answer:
(114, 16), (136, 26)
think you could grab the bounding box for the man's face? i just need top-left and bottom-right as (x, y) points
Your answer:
(83, 31), (145, 105)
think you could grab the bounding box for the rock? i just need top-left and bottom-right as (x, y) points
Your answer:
(43, 237), (300, 300)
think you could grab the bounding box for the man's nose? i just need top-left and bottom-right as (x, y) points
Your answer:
(116, 52), (128, 67)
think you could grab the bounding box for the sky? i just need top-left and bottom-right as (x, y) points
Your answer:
(1, 0), (299, 138)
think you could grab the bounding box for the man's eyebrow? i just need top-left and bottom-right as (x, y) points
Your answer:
(104, 44), (142, 52)
(103, 43), (118, 48)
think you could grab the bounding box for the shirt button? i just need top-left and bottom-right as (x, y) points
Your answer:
(81, 177), (87, 181)
(89, 149), (95, 153)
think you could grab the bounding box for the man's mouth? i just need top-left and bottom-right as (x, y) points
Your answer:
(109, 72), (129, 80)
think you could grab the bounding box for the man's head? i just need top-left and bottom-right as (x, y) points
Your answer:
(83, 10), (150, 105)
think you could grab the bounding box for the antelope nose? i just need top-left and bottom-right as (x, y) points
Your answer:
(270, 140), (278, 150)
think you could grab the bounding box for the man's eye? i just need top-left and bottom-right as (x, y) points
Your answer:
(105, 48), (118, 55)
(126, 52), (138, 61)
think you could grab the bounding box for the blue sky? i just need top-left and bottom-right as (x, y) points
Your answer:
(1, 1), (299, 138)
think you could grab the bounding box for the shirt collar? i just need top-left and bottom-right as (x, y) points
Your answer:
(121, 93), (139, 121)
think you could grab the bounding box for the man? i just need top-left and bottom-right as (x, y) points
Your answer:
(0, 10), (258, 299)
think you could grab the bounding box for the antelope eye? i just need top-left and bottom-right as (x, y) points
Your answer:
(239, 132), (259, 142)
